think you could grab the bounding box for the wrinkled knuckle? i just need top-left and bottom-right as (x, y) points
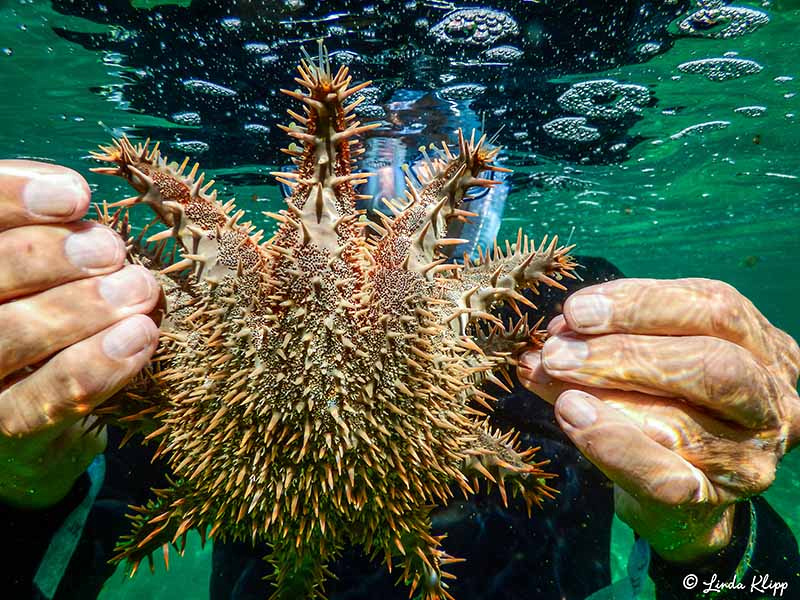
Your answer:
(649, 478), (701, 507)
(52, 360), (101, 410)
(708, 284), (745, 335)
(707, 279), (739, 300)
(64, 373), (96, 407)
(700, 340), (740, 399)
(616, 334), (640, 367)
(0, 398), (41, 438)
(778, 331), (800, 377)
(0, 413), (30, 439)
(750, 457), (777, 493)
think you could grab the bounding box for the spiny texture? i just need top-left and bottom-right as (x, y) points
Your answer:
(89, 51), (576, 600)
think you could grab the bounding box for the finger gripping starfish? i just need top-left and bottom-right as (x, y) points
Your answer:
(90, 49), (576, 600)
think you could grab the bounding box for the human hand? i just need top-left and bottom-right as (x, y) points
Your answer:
(517, 278), (800, 562)
(0, 160), (160, 509)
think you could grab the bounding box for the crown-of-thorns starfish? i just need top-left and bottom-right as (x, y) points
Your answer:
(88, 45), (577, 600)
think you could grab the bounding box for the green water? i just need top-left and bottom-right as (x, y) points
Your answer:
(1, 1), (798, 598)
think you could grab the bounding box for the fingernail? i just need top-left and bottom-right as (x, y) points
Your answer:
(557, 391), (597, 429)
(543, 336), (588, 371)
(102, 315), (156, 359)
(519, 351), (552, 384)
(23, 173), (86, 217)
(99, 265), (155, 307)
(65, 227), (125, 270)
(568, 294), (613, 329)
(547, 314), (568, 335)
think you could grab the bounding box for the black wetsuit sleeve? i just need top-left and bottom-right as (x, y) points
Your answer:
(0, 427), (168, 600)
(0, 472), (91, 598)
(649, 496), (800, 599)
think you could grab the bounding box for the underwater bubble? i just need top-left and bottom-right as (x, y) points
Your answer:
(329, 50), (360, 65)
(734, 105), (766, 117)
(2, 48), (13, 56)
(172, 140), (210, 154)
(327, 24), (348, 37)
(182, 79), (237, 97)
(355, 104), (386, 119)
(557, 79), (650, 120)
(219, 17), (241, 31)
(481, 45), (523, 62)
(354, 86), (381, 105)
(677, 57), (762, 82)
(637, 41), (662, 56)
(438, 83), (487, 102)
(430, 8), (519, 46)
(677, 5), (769, 39)
(774, 76), (794, 84)
(543, 117), (600, 142)
(244, 42), (272, 54)
(171, 111), (202, 125)
(528, 172), (594, 190)
(244, 123), (270, 135)
(670, 120), (730, 140)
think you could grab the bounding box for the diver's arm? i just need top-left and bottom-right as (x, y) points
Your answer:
(649, 496), (799, 599)
(520, 276), (800, 572)
(1, 425), (172, 600)
(0, 160), (161, 598)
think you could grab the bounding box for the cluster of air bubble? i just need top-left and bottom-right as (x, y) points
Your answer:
(676, 4), (769, 39)
(439, 83), (487, 102)
(526, 171), (595, 191)
(345, 84), (384, 119)
(557, 79), (650, 120)
(480, 45), (524, 63)
(181, 79), (237, 98)
(677, 57), (762, 82)
(542, 117), (601, 142)
(172, 140), (210, 154)
(429, 8), (519, 46)
(171, 111), (201, 126)
(637, 41), (663, 57)
(734, 105), (766, 118)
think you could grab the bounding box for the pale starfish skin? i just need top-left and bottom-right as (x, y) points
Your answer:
(90, 53), (576, 600)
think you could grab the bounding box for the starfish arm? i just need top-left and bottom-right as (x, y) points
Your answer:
(387, 514), (461, 600)
(111, 482), (195, 577)
(462, 420), (558, 516)
(374, 130), (505, 277)
(90, 136), (273, 298)
(471, 314), (548, 362)
(265, 538), (339, 600)
(435, 232), (577, 339)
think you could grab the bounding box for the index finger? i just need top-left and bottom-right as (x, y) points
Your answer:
(561, 278), (779, 367)
(0, 160), (90, 231)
